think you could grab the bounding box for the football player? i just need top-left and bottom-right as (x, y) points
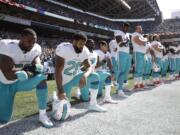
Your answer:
(55, 32), (106, 112)
(114, 23), (131, 96)
(0, 28), (53, 128)
(131, 25), (147, 90)
(95, 41), (118, 103)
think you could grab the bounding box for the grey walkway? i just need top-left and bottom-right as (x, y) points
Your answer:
(0, 81), (180, 135)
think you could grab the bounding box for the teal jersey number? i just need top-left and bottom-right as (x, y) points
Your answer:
(64, 61), (81, 76)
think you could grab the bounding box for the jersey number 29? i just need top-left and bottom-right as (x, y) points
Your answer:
(64, 61), (81, 76)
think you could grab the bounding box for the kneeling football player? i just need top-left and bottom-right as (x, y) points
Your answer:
(55, 32), (106, 112)
(0, 28), (53, 128)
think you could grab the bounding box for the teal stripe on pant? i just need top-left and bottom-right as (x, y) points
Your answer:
(124, 54), (132, 81)
(64, 72), (99, 100)
(178, 58), (180, 72)
(118, 52), (131, 90)
(133, 52), (145, 78)
(0, 74), (47, 123)
(161, 59), (169, 77)
(111, 57), (118, 81)
(152, 58), (162, 78)
(80, 72), (99, 101)
(176, 58), (180, 74)
(169, 58), (176, 74)
(143, 57), (152, 80)
(96, 71), (111, 96)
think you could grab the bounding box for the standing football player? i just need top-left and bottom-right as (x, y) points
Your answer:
(114, 23), (131, 96)
(132, 25), (147, 90)
(161, 43), (169, 83)
(109, 37), (118, 86)
(143, 34), (153, 87)
(168, 42), (177, 80)
(151, 34), (163, 85)
(175, 43), (180, 79)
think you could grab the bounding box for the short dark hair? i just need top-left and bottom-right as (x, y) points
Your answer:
(123, 22), (130, 27)
(152, 34), (158, 41)
(98, 40), (107, 47)
(86, 39), (94, 45)
(143, 34), (149, 38)
(73, 32), (87, 41)
(21, 28), (37, 37)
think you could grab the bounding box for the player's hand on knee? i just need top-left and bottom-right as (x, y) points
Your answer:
(79, 76), (87, 88)
(35, 64), (44, 73)
(80, 59), (90, 71)
(57, 92), (67, 100)
(15, 70), (28, 81)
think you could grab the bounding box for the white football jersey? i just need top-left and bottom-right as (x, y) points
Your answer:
(56, 42), (90, 85)
(116, 30), (130, 53)
(95, 50), (111, 71)
(132, 32), (146, 53)
(109, 39), (118, 59)
(89, 51), (98, 70)
(0, 39), (41, 84)
(151, 41), (163, 58)
(162, 54), (168, 60)
(174, 46), (179, 58)
(145, 42), (152, 58)
(168, 45), (177, 59)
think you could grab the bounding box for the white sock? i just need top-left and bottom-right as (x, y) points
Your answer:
(90, 89), (98, 105)
(148, 79), (152, 84)
(134, 77), (138, 85)
(143, 80), (146, 85)
(104, 85), (111, 99)
(77, 88), (81, 96)
(139, 77), (141, 84)
(113, 81), (117, 84)
(39, 109), (46, 116)
(146, 79), (149, 84)
(53, 91), (58, 101)
(170, 74), (173, 80)
(137, 77), (141, 85)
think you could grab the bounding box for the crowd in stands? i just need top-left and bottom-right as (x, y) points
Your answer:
(0, 0), (158, 34)
(155, 18), (180, 33)
(15, 0), (118, 30)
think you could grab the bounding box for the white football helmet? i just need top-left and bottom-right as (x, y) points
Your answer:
(152, 63), (160, 72)
(52, 99), (71, 121)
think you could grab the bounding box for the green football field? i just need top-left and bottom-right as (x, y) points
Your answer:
(12, 77), (134, 120)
